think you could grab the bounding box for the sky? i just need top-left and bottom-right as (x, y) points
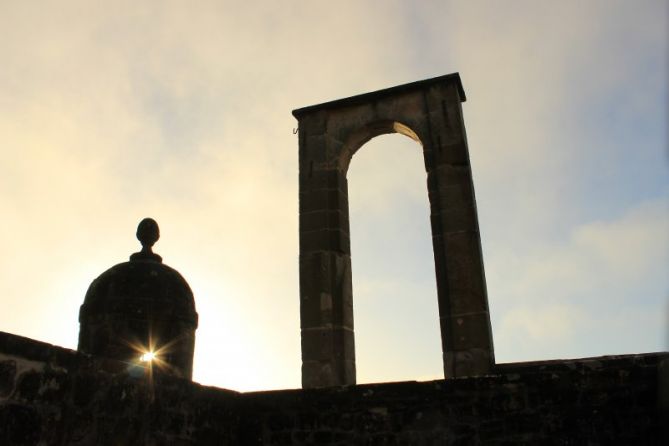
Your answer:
(0, 0), (666, 391)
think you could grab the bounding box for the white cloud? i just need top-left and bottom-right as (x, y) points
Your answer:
(490, 198), (668, 361)
(498, 304), (586, 344)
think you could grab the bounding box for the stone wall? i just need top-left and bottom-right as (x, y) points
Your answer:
(1, 331), (666, 445)
(0, 331), (240, 445)
(240, 356), (665, 445)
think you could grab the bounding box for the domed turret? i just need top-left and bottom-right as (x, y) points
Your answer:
(78, 218), (198, 379)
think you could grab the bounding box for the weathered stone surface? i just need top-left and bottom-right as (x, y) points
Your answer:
(0, 360), (16, 397)
(299, 251), (354, 331)
(4, 332), (664, 444)
(295, 73), (494, 387)
(78, 219), (198, 380)
(299, 189), (348, 214)
(299, 228), (350, 254)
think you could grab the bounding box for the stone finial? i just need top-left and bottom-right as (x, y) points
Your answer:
(137, 218), (159, 248)
(130, 218), (162, 262)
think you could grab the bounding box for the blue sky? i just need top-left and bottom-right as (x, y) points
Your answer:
(0, 0), (666, 390)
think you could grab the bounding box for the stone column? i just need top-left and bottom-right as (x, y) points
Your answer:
(297, 113), (355, 387)
(423, 85), (495, 377)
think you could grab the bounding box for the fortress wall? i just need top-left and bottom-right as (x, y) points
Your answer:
(1, 331), (665, 445)
(239, 355), (664, 445)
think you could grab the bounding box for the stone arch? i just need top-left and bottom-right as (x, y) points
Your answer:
(293, 73), (494, 388)
(338, 120), (422, 172)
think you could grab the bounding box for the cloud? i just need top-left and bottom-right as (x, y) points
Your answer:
(492, 199), (668, 304)
(499, 304), (586, 344)
(572, 201), (668, 284)
(490, 198), (668, 361)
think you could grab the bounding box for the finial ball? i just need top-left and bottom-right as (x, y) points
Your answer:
(137, 218), (160, 248)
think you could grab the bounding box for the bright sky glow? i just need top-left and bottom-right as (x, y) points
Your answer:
(140, 351), (156, 363)
(0, 1), (666, 391)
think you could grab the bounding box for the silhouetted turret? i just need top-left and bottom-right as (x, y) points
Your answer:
(78, 218), (198, 379)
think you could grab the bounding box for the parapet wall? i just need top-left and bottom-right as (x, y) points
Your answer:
(1, 331), (666, 445)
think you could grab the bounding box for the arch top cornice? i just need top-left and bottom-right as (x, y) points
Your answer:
(292, 73), (466, 119)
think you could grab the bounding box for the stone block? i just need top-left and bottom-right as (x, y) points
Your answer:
(428, 181), (474, 212)
(326, 105), (378, 141)
(300, 292), (333, 330)
(300, 228), (350, 254)
(299, 169), (347, 193)
(0, 404), (41, 446)
(300, 252), (353, 329)
(444, 141), (471, 166)
(301, 360), (333, 388)
(298, 109), (328, 135)
(299, 188), (348, 214)
(301, 328), (333, 362)
(430, 205), (477, 235)
(429, 236), (450, 315)
(301, 134), (328, 164)
(299, 252), (333, 289)
(342, 359), (356, 386)
(0, 359), (16, 397)
(421, 147), (436, 173)
(301, 328), (355, 363)
(300, 210), (349, 233)
(433, 232), (488, 315)
(332, 260), (354, 329)
(444, 348), (493, 378)
(427, 164), (472, 190)
(441, 312), (493, 351)
(373, 90), (423, 119)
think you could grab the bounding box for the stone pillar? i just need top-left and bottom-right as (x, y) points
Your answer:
(298, 131), (355, 387)
(423, 86), (495, 377)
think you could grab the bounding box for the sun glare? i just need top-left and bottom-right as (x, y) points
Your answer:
(140, 351), (156, 362)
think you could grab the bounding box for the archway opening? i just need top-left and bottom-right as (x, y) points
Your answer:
(347, 133), (442, 384)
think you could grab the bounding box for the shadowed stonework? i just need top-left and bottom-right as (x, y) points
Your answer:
(78, 218), (198, 379)
(293, 74), (494, 388)
(1, 331), (666, 445)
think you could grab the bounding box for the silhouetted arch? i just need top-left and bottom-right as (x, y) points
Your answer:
(293, 73), (494, 388)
